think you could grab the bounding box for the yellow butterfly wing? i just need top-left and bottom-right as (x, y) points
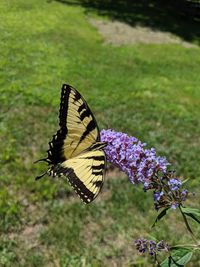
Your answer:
(36, 84), (106, 203)
(47, 84), (100, 164)
(60, 149), (106, 203)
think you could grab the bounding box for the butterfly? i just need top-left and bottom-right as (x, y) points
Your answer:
(35, 84), (107, 203)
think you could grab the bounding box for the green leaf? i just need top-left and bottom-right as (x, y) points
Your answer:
(161, 248), (193, 267)
(181, 207), (200, 217)
(182, 178), (190, 185)
(184, 213), (200, 224)
(152, 207), (170, 228)
(181, 207), (200, 224)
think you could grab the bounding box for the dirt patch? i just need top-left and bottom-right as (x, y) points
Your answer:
(90, 19), (197, 48)
(107, 165), (125, 180)
(8, 223), (44, 252)
(21, 224), (43, 249)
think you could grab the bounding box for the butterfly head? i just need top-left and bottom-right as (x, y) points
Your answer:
(34, 157), (60, 180)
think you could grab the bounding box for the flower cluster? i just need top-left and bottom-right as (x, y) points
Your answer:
(134, 239), (169, 257)
(100, 129), (189, 210)
(100, 129), (169, 185)
(151, 172), (189, 210)
(168, 178), (182, 191)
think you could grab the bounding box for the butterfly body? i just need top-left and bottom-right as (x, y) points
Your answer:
(36, 84), (106, 203)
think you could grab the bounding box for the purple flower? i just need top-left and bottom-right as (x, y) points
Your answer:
(181, 190), (188, 201)
(101, 129), (189, 211)
(134, 239), (170, 257)
(153, 191), (164, 201)
(134, 239), (148, 253)
(100, 129), (169, 185)
(168, 178), (182, 191)
(157, 240), (170, 251)
(149, 240), (157, 256)
(171, 203), (179, 210)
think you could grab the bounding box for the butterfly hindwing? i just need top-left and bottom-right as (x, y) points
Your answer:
(47, 84), (100, 164)
(58, 149), (106, 203)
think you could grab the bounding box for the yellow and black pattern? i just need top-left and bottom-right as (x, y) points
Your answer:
(60, 149), (106, 203)
(47, 85), (99, 164)
(36, 84), (107, 203)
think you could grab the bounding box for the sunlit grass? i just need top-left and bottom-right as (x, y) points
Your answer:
(0, 0), (200, 266)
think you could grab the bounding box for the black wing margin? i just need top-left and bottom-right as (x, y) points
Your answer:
(47, 84), (100, 164)
(46, 86), (70, 165)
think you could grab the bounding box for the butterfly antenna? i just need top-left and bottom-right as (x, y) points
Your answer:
(34, 158), (50, 164)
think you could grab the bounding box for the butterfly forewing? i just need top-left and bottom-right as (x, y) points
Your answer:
(63, 87), (99, 158)
(47, 84), (99, 163)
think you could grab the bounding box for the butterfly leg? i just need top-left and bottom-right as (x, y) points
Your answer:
(35, 166), (55, 180)
(35, 171), (48, 180)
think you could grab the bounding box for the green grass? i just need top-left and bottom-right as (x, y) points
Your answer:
(0, 0), (200, 266)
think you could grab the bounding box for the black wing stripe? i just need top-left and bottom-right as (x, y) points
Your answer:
(80, 109), (91, 121)
(92, 171), (103, 176)
(86, 155), (105, 161)
(92, 180), (103, 187)
(64, 167), (95, 203)
(73, 91), (82, 102)
(78, 104), (85, 114)
(87, 142), (107, 151)
(92, 164), (105, 170)
(79, 120), (96, 143)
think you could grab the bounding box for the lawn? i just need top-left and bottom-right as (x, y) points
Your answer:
(0, 0), (200, 266)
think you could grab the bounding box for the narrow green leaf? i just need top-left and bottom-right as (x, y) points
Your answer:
(170, 256), (184, 267)
(182, 178), (190, 185)
(179, 207), (194, 236)
(152, 207), (170, 228)
(184, 213), (200, 224)
(173, 252), (193, 266)
(171, 245), (198, 250)
(181, 207), (200, 224)
(161, 249), (193, 267)
(181, 207), (200, 218)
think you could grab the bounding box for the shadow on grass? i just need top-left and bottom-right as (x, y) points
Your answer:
(53, 0), (200, 44)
